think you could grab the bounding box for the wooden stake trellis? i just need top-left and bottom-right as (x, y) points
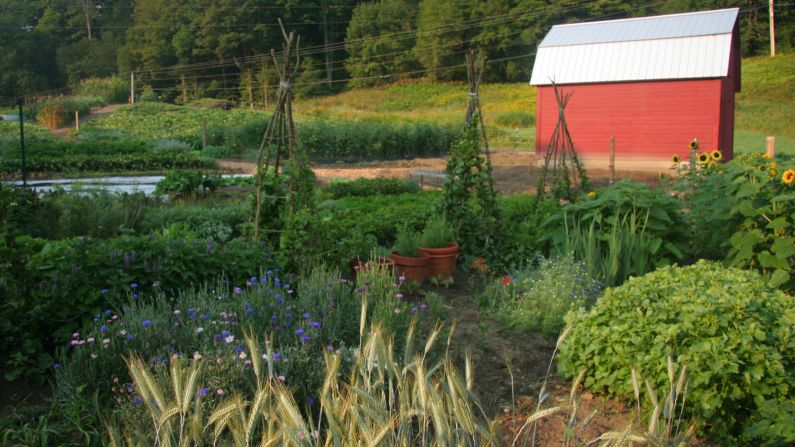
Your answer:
(252, 20), (313, 238)
(534, 81), (590, 204)
(464, 49), (497, 203)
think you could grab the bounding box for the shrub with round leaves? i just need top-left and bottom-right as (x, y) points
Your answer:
(558, 260), (795, 443)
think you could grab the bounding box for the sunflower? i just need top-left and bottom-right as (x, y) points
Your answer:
(711, 150), (723, 161)
(697, 153), (710, 164)
(770, 168), (779, 178)
(762, 153), (772, 159)
(672, 154), (681, 164)
(783, 169), (795, 185)
(689, 139), (699, 150)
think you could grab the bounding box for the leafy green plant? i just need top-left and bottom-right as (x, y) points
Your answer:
(324, 177), (420, 199)
(477, 256), (602, 337)
(541, 180), (687, 287)
(154, 170), (221, 200)
(393, 224), (422, 257)
(76, 76), (129, 104)
(559, 261), (795, 443)
(421, 216), (456, 248)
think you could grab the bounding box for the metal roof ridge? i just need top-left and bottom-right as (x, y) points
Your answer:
(550, 7), (739, 29)
(541, 32), (734, 48)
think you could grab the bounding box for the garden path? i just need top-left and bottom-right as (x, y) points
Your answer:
(48, 103), (125, 141)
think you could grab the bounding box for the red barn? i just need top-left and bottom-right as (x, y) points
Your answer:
(530, 8), (741, 169)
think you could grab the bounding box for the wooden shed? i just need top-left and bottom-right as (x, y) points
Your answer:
(530, 8), (741, 169)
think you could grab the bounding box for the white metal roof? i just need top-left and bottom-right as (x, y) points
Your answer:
(530, 8), (739, 86)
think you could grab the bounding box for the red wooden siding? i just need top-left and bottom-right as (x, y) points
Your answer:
(535, 79), (730, 161)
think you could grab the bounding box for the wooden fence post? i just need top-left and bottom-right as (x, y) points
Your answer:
(202, 117), (208, 150)
(767, 136), (776, 157)
(609, 136), (615, 185)
(75, 110), (79, 132)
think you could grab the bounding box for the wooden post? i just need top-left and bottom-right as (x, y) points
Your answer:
(75, 110), (79, 132)
(202, 117), (208, 150)
(770, 0), (776, 57)
(767, 136), (776, 157)
(130, 72), (135, 104)
(609, 136), (615, 185)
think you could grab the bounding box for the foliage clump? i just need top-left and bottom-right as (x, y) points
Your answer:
(559, 260), (795, 443)
(477, 256), (602, 337)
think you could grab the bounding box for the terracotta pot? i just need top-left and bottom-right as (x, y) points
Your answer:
(389, 251), (430, 284)
(420, 242), (459, 280)
(349, 256), (396, 280)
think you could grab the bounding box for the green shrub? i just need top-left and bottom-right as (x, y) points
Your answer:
(0, 152), (217, 177)
(28, 95), (96, 128)
(199, 145), (231, 158)
(324, 177), (420, 199)
(559, 261), (795, 443)
(477, 256), (602, 337)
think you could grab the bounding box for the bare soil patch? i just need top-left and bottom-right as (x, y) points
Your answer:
(219, 150), (662, 194)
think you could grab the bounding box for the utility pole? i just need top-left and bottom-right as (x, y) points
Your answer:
(130, 72), (135, 104)
(16, 98), (27, 187)
(770, 0), (776, 57)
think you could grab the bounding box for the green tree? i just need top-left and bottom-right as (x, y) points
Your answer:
(413, 0), (468, 80)
(345, 0), (420, 86)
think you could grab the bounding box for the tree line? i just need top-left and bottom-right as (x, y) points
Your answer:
(1, 0), (792, 103)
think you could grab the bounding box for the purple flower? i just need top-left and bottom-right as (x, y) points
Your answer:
(100, 289), (109, 295)
(125, 383), (134, 392)
(130, 283), (138, 290)
(133, 396), (142, 405)
(235, 347), (244, 353)
(267, 270), (273, 276)
(233, 287), (242, 295)
(133, 293), (139, 299)
(189, 314), (197, 320)
(276, 295), (284, 304)
(310, 321), (321, 329)
(52, 363), (61, 369)
(188, 308), (195, 313)
(278, 375), (285, 382)
(295, 329), (305, 336)
(271, 314), (278, 320)
(285, 313), (293, 319)
(142, 320), (152, 327)
(326, 345), (333, 352)
(396, 293), (404, 300)
(272, 352), (282, 360)
(300, 335), (311, 344)
(126, 335), (134, 340)
(306, 396), (315, 405)
(411, 307), (418, 313)
(104, 309), (112, 315)
(302, 312), (311, 319)
(250, 276), (257, 283)
(197, 388), (209, 397)
(246, 308), (254, 314)
(420, 303), (428, 309)
(100, 325), (107, 332)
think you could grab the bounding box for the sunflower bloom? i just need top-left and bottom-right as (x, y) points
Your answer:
(697, 153), (710, 164)
(770, 168), (779, 178)
(762, 153), (772, 159)
(672, 154), (681, 164)
(783, 169), (795, 185)
(711, 150), (723, 161)
(689, 139), (699, 150)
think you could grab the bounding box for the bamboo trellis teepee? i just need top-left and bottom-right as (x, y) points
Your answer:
(441, 50), (499, 253)
(252, 21), (313, 238)
(534, 82), (590, 204)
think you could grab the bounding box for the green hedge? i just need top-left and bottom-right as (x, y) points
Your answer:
(299, 120), (459, 161)
(0, 152), (216, 176)
(324, 177), (420, 199)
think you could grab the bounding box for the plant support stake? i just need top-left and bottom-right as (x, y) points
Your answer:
(17, 97), (26, 187)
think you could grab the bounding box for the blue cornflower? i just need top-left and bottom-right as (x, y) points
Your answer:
(133, 396), (142, 405)
(272, 352), (281, 360)
(132, 293), (139, 299)
(235, 347), (244, 353)
(267, 270), (273, 276)
(302, 312), (311, 319)
(246, 308), (254, 314)
(100, 289), (109, 294)
(300, 335), (310, 344)
(295, 328), (305, 336)
(271, 314), (277, 320)
(142, 320), (152, 327)
(197, 388), (209, 397)
(188, 308), (195, 313)
(310, 321), (321, 329)
(285, 313), (293, 318)
(104, 309), (112, 315)
(130, 283), (138, 289)
(52, 363), (61, 369)
(100, 325), (107, 332)
(126, 335), (134, 340)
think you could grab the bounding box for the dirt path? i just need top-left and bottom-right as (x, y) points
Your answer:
(220, 151), (661, 194)
(48, 103), (125, 141)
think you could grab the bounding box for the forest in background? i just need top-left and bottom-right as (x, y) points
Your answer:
(1, 0), (793, 104)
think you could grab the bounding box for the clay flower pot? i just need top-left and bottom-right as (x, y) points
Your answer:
(420, 242), (459, 280)
(389, 251), (430, 284)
